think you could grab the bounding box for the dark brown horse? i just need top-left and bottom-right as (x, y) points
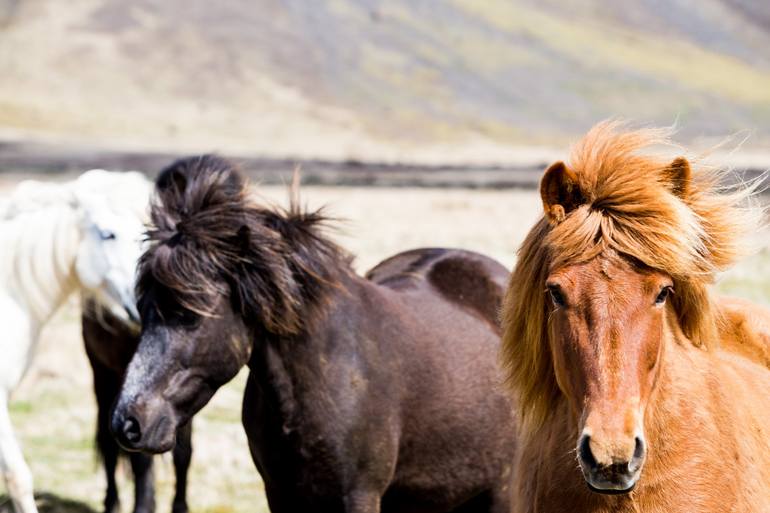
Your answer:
(83, 303), (192, 513)
(110, 155), (517, 513)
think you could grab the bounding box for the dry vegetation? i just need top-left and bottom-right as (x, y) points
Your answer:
(1, 182), (768, 513)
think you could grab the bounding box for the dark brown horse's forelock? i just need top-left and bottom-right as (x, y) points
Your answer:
(137, 155), (351, 336)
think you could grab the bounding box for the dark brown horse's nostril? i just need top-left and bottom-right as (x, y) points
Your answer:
(123, 417), (142, 444)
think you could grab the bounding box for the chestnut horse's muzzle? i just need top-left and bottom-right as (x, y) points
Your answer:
(577, 433), (645, 494)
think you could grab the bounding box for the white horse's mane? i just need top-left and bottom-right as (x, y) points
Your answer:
(0, 205), (81, 321)
(0, 170), (150, 221)
(0, 170), (151, 322)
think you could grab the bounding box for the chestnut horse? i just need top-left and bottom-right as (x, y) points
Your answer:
(111, 156), (517, 513)
(501, 122), (770, 512)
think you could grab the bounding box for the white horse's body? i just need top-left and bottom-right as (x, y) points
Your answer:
(0, 170), (150, 513)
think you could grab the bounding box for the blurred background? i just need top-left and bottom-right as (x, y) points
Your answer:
(2, 0), (770, 179)
(1, 1), (769, 512)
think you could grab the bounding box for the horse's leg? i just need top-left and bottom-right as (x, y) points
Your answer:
(486, 485), (514, 513)
(87, 351), (122, 513)
(343, 490), (381, 513)
(445, 490), (506, 513)
(0, 314), (38, 513)
(171, 421), (192, 513)
(129, 452), (155, 513)
(0, 394), (37, 513)
(0, 306), (38, 513)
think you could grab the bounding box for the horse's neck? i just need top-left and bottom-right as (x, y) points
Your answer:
(3, 206), (81, 324)
(248, 278), (360, 429)
(639, 344), (738, 502)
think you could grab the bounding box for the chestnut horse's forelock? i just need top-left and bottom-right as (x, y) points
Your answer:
(137, 155), (350, 336)
(501, 121), (760, 433)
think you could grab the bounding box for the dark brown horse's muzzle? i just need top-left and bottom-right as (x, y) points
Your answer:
(111, 398), (177, 453)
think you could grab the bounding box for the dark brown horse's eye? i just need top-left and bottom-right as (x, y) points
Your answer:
(655, 286), (672, 305)
(547, 285), (566, 308)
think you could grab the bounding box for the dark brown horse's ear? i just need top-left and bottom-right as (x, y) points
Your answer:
(662, 157), (691, 198)
(540, 161), (583, 223)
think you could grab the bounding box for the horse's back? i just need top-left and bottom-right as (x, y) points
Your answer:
(718, 295), (770, 369)
(365, 248), (509, 331)
(364, 248), (515, 511)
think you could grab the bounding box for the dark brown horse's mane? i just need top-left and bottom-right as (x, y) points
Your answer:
(137, 155), (351, 336)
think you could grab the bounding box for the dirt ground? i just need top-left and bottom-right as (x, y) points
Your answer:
(1, 182), (769, 513)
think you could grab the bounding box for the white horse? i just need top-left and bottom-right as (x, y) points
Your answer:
(0, 170), (150, 513)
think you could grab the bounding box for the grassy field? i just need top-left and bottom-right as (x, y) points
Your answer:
(1, 183), (769, 513)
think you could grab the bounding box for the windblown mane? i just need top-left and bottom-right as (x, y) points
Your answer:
(137, 155), (350, 336)
(501, 121), (759, 432)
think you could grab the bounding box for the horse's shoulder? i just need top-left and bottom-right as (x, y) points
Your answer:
(365, 248), (509, 329)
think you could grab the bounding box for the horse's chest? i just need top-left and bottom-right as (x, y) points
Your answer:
(242, 370), (364, 492)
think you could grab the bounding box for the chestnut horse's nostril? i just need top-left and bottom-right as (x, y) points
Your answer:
(578, 432), (645, 494)
(122, 416), (142, 444)
(578, 434), (597, 468)
(630, 436), (645, 470)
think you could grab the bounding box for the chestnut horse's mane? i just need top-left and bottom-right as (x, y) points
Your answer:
(137, 155), (351, 336)
(501, 121), (760, 432)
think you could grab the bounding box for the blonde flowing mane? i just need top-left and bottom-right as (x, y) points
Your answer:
(501, 121), (760, 432)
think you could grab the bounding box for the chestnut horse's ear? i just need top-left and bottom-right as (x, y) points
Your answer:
(662, 157), (691, 198)
(540, 161), (584, 223)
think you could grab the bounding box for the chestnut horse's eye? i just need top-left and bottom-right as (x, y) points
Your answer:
(547, 285), (566, 308)
(655, 286), (673, 306)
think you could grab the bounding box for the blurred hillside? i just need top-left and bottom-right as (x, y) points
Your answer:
(1, 0), (769, 164)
